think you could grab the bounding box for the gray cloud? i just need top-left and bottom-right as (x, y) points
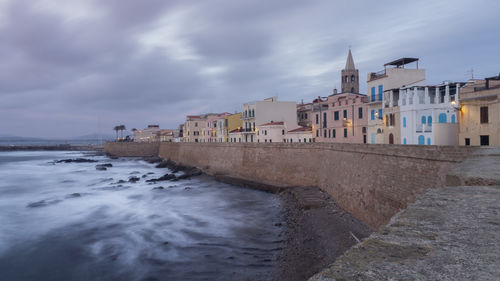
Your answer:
(1, 0), (499, 138)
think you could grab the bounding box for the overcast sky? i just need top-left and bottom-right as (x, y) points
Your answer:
(1, 0), (499, 138)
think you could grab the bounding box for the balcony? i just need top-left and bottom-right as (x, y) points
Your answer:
(241, 128), (255, 134)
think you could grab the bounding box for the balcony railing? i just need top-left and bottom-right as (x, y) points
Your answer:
(369, 70), (386, 81)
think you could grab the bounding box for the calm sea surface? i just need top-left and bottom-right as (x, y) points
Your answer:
(0, 151), (284, 281)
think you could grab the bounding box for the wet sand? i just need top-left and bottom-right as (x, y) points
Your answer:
(275, 187), (372, 281)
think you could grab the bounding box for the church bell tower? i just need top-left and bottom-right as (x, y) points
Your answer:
(341, 49), (359, 93)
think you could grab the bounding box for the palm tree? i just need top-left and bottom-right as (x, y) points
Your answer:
(113, 126), (120, 140)
(119, 125), (126, 139)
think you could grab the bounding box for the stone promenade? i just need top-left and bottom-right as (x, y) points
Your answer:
(309, 148), (500, 281)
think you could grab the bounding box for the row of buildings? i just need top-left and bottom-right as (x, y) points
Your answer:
(134, 50), (500, 146)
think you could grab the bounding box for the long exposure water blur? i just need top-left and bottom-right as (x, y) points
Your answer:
(0, 151), (284, 281)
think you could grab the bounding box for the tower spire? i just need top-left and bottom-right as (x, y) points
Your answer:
(345, 48), (355, 70)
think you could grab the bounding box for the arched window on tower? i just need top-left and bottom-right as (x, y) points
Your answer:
(345, 76), (348, 82)
(351, 87), (354, 93)
(351, 75), (355, 82)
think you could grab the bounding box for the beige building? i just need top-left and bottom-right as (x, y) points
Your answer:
(228, 128), (243, 143)
(184, 115), (206, 142)
(297, 102), (313, 127)
(242, 97), (298, 143)
(367, 58), (426, 144)
(458, 74), (500, 146)
(133, 125), (161, 142)
(224, 113), (243, 142)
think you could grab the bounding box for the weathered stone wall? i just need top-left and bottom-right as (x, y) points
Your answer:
(104, 142), (159, 157)
(154, 142), (475, 229)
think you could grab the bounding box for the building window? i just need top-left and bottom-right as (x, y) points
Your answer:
(371, 133), (375, 144)
(195, 122), (198, 127)
(316, 130), (319, 137)
(480, 135), (489, 146)
(264, 130), (267, 136)
(427, 138), (431, 145)
(282, 129), (285, 135)
(403, 117), (407, 128)
(358, 107), (363, 119)
(480, 107), (488, 123)
(451, 114), (456, 123)
(345, 76), (349, 82)
(316, 114), (319, 124)
(465, 138), (470, 146)
(328, 129), (331, 138)
(428, 116), (432, 126)
(343, 110), (347, 119)
(351, 75), (355, 82)
(371, 110), (375, 120)
(421, 116), (426, 124)
(378, 109), (382, 119)
(438, 113), (447, 123)
(323, 112), (327, 128)
(371, 87), (375, 102)
(403, 138), (407, 144)
(362, 127), (366, 134)
(344, 128), (347, 138)
(305, 113), (308, 119)
(324, 130), (327, 137)
(334, 111), (339, 120)
(378, 85), (383, 101)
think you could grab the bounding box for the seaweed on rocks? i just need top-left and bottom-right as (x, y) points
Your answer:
(56, 158), (98, 163)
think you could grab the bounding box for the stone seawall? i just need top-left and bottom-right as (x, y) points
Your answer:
(105, 142), (474, 229)
(104, 142), (160, 157)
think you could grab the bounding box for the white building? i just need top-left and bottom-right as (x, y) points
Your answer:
(257, 122), (286, 143)
(367, 58), (426, 144)
(242, 97), (298, 143)
(285, 126), (313, 143)
(399, 82), (464, 145)
(228, 128), (243, 143)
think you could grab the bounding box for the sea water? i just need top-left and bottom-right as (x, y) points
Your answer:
(0, 151), (284, 281)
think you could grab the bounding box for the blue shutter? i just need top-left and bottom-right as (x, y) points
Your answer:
(371, 110), (375, 120)
(403, 117), (407, 128)
(438, 113), (447, 123)
(403, 138), (407, 144)
(371, 87), (375, 101)
(451, 114), (456, 123)
(371, 133), (375, 144)
(427, 116), (432, 125)
(378, 85), (383, 101)
(427, 138), (431, 145)
(378, 109), (382, 119)
(421, 116), (426, 124)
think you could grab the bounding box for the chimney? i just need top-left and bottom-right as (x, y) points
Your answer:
(333, 88), (338, 95)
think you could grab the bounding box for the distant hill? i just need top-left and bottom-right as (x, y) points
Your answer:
(0, 135), (47, 141)
(71, 133), (115, 140)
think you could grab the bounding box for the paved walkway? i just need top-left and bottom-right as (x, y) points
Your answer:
(309, 148), (500, 281)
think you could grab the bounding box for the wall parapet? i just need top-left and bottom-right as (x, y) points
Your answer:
(105, 142), (475, 228)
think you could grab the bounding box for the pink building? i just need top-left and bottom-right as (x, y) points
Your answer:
(204, 113), (230, 142)
(313, 92), (368, 143)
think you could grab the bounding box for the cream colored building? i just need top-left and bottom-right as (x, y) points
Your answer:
(458, 75), (500, 146)
(229, 128), (243, 143)
(367, 58), (426, 144)
(133, 125), (161, 142)
(242, 97), (298, 143)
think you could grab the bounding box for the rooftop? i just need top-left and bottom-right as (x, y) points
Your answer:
(384, 57), (419, 68)
(288, 126), (312, 133)
(259, 121), (284, 126)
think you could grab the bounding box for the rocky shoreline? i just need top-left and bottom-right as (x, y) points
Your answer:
(0, 145), (104, 151)
(145, 157), (373, 281)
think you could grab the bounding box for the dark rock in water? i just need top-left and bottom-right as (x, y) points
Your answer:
(66, 193), (82, 198)
(177, 167), (203, 180)
(100, 178), (114, 182)
(27, 199), (62, 208)
(101, 163), (113, 167)
(56, 158), (98, 163)
(184, 187), (191, 190)
(146, 173), (176, 182)
(130, 171), (140, 175)
(143, 156), (162, 164)
(162, 241), (169, 245)
(152, 186), (165, 190)
(96, 166), (107, 171)
(109, 156), (118, 159)
(117, 179), (126, 184)
(142, 174), (148, 178)
(147, 172), (155, 175)
(129, 176), (140, 183)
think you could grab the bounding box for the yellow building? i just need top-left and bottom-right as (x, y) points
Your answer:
(224, 113), (242, 142)
(458, 75), (500, 146)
